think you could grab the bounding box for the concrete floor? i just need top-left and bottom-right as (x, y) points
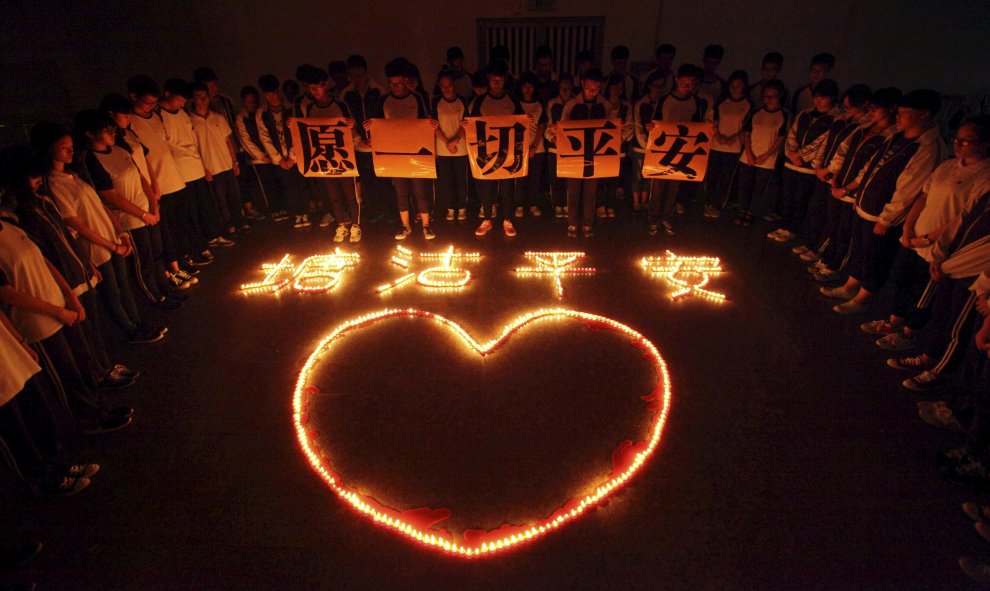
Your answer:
(1, 202), (986, 590)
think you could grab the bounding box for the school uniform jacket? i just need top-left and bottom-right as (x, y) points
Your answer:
(828, 124), (896, 203)
(236, 109), (268, 164)
(812, 115), (869, 171)
(853, 127), (947, 226)
(784, 106), (840, 174)
(937, 189), (990, 279)
(341, 82), (384, 152)
(256, 104), (294, 165)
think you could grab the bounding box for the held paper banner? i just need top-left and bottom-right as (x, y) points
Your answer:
(370, 119), (437, 179)
(643, 122), (714, 182)
(290, 118), (359, 177)
(555, 119), (622, 179)
(464, 115), (531, 180)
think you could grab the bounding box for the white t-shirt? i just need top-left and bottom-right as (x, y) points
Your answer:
(129, 111), (186, 195)
(0, 317), (41, 406)
(712, 97), (752, 153)
(46, 169), (117, 267)
(190, 110), (235, 175)
(741, 107), (788, 170)
(434, 96), (468, 157)
(914, 157), (990, 261)
(520, 99), (547, 154)
(159, 107), (206, 182)
(656, 93), (712, 123)
(121, 129), (152, 184)
(87, 146), (150, 231)
(0, 222), (66, 344)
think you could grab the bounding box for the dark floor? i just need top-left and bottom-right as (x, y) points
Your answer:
(2, 202), (986, 590)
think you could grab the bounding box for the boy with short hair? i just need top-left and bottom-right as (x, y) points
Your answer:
(699, 44), (726, 102)
(341, 55), (388, 224)
(188, 81), (246, 238)
(469, 61), (525, 237)
(193, 67), (264, 221)
(126, 75), (205, 281)
(328, 60), (348, 98)
(256, 74), (307, 228)
(235, 85), (280, 220)
(530, 45), (557, 104)
(646, 64), (712, 236)
(158, 78), (226, 248)
(640, 44), (676, 96)
(572, 50), (595, 95)
(608, 45), (638, 102)
(515, 71), (549, 218)
(298, 67), (363, 243)
(792, 53), (836, 117)
(559, 67), (610, 238)
(748, 52), (786, 108)
(434, 47), (474, 99)
(768, 79), (840, 243)
(369, 58), (435, 240)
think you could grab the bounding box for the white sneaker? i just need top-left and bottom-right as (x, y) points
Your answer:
(394, 226), (412, 240)
(478, 207), (485, 219)
(349, 225), (362, 243)
(457, 208), (467, 221)
(333, 226), (349, 243)
(515, 206), (524, 218)
(445, 209), (455, 221)
(319, 213), (333, 227)
(769, 229), (793, 242)
(475, 220), (493, 236)
(293, 215), (304, 229)
(554, 206), (564, 218)
(301, 214), (312, 228)
(530, 206), (542, 217)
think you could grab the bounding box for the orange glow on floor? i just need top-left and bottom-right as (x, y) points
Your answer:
(293, 308), (671, 558)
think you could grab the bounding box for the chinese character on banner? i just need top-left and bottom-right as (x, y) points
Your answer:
(370, 119), (437, 179)
(289, 118), (359, 177)
(643, 122), (714, 181)
(555, 119), (623, 178)
(464, 115), (531, 180)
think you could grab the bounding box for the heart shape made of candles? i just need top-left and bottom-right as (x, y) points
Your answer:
(293, 308), (671, 558)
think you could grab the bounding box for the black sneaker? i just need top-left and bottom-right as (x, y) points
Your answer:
(128, 324), (166, 344)
(82, 414), (131, 435)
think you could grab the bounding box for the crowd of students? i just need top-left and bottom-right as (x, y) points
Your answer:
(1, 40), (989, 585)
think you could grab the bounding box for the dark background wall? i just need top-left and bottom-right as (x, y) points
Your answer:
(2, 0), (988, 138)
